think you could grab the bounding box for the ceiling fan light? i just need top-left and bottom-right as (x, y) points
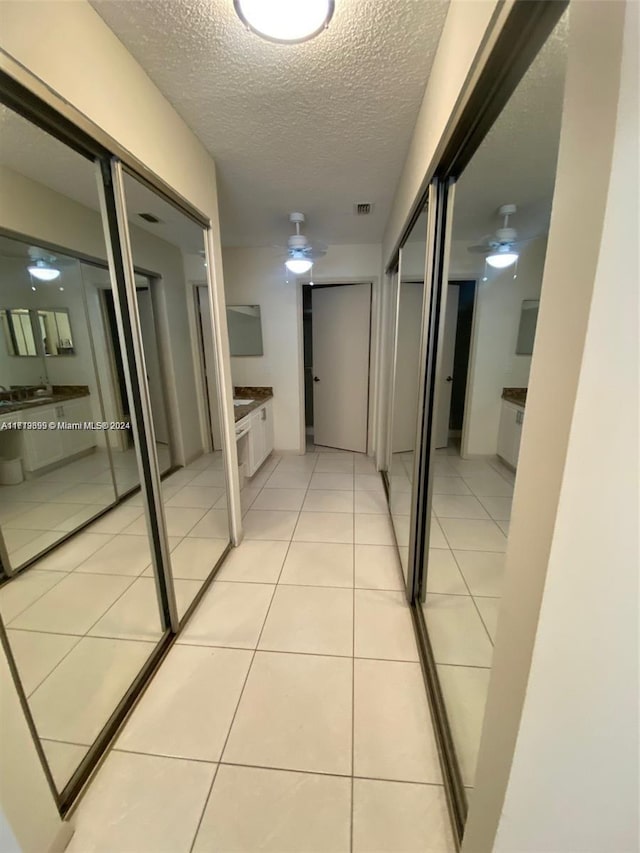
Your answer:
(285, 258), (313, 274)
(28, 260), (60, 281)
(486, 251), (518, 269)
(234, 0), (334, 44)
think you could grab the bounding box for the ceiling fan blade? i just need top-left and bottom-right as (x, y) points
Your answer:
(467, 245), (490, 254)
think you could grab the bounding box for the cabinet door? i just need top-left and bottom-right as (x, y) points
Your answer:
(497, 404), (517, 465)
(60, 398), (97, 456)
(512, 408), (524, 466)
(22, 405), (63, 471)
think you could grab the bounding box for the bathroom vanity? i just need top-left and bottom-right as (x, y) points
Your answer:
(233, 386), (274, 478)
(497, 387), (526, 470)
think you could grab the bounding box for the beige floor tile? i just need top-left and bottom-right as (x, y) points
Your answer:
(188, 469), (227, 488)
(75, 534), (152, 577)
(389, 490), (412, 516)
(223, 651), (352, 775)
(252, 488), (307, 511)
(302, 489), (354, 513)
(10, 573), (134, 634)
(432, 477), (471, 495)
(354, 659), (441, 783)
(0, 570), (67, 623)
(422, 594), (494, 667)
(453, 550), (505, 597)
(265, 470), (313, 490)
(355, 474), (384, 493)
(5, 629), (80, 696)
(437, 664), (491, 787)
(3, 501), (86, 531)
(65, 751), (215, 853)
(353, 779), (455, 853)
(355, 490), (389, 514)
(354, 545), (403, 591)
(41, 740), (89, 791)
(117, 645), (252, 761)
(293, 512), (354, 544)
(497, 519), (510, 536)
(314, 454), (354, 474)
(242, 510), (300, 541)
(439, 518), (507, 552)
(279, 542), (353, 588)
(463, 473), (514, 497)
(193, 765), (351, 853)
(425, 549), (468, 595)
(86, 504), (144, 535)
(354, 456), (378, 474)
(259, 585), (353, 656)
(29, 637), (156, 744)
(309, 473), (354, 491)
(215, 540), (289, 584)
(165, 485), (226, 508)
(432, 494), (490, 520)
(355, 590), (418, 661)
(186, 508), (230, 539)
(477, 495), (512, 521)
(355, 514), (395, 546)
(87, 577), (166, 642)
(429, 517), (448, 549)
(168, 537), (228, 581)
(30, 532), (114, 573)
(475, 596), (501, 642)
(178, 581), (274, 649)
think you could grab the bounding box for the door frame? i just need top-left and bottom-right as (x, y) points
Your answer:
(296, 277), (377, 455)
(440, 277), (478, 452)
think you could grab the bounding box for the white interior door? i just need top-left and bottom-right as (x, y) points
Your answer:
(312, 283), (371, 452)
(435, 284), (459, 448)
(197, 286), (222, 449)
(136, 289), (170, 445)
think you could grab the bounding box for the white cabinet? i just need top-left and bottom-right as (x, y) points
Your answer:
(236, 400), (274, 478)
(497, 400), (524, 470)
(0, 397), (97, 475)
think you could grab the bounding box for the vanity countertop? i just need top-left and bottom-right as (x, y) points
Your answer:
(0, 385), (91, 415)
(502, 387), (527, 408)
(233, 386), (273, 422)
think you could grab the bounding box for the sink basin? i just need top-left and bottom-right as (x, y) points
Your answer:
(233, 398), (254, 406)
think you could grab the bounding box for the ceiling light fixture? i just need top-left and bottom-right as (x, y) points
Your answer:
(285, 257), (313, 274)
(27, 259), (61, 281)
(234, 0), (334, 44)
(485, 246), (519, 269)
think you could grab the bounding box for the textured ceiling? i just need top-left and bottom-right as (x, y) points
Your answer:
(90, 0), (449, 247)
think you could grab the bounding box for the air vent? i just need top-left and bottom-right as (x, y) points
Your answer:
(354, 203), (373, 216)
(138, 212), (162, 224)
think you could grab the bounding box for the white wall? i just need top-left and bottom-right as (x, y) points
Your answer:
(222, 243), (382, 451)
(463, 2), (637, 849)
(452, 236), (547, 456)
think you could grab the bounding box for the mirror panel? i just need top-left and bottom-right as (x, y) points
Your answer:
(1, 309), (38, 356)
(515, 299), (539, 355)
(0, 105), (167, 795)
(227, 304), (264, 356)
(120, 169), (231, 620)
(388, 207), (428, 581)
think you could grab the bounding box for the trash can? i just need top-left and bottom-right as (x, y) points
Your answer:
(0, 457), (24, 485)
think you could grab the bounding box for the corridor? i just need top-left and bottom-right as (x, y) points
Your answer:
(64, 448), (455, 852)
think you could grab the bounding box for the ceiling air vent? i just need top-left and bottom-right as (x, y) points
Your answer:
(354, 203), (373, 216)
(138, 212), (162, 224)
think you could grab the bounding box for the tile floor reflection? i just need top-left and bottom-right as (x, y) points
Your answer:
(0, 449), (229, 791)
(60, 447), (455, 853)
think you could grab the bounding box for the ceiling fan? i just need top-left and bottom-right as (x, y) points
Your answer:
(468, 203), (523, 269)
(278, 212), (327, 275)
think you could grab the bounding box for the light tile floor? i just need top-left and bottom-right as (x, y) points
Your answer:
(421, 446), (513, 789)
(63, 447), (455, 853)
(0, 444), (171, 569)
(0, 449), (229, 792)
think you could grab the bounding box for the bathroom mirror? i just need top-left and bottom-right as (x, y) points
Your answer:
(38, 308), (75, 355)
(227, 304), (264, 356)
(1, 308), (39, 357)
(516, 299), (539, 355)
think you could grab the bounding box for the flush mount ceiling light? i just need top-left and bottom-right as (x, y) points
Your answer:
(234, 0), (335, 44)
(27, 258), (60, 281)
(285, 257), (313, 274)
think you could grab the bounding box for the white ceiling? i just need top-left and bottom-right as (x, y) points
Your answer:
(90, 0), (449, 247)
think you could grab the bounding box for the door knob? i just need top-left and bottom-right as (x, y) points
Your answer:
(313, 376), (320, 383)
(446, 375), (453, 382)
